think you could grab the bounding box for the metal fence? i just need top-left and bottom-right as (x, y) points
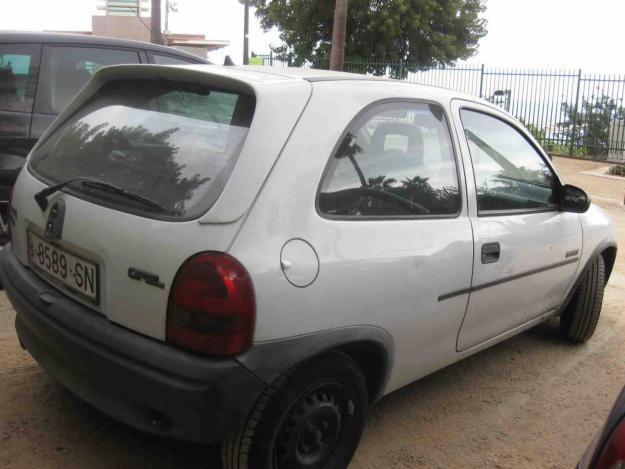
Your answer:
(257, 53), (625, 163)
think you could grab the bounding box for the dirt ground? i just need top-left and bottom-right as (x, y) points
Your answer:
(1, 156), (625, 469)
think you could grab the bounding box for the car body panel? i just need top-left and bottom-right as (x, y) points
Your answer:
(579, 204), (618, 273)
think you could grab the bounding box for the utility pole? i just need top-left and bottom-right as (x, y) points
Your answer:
(243, 0), (250, 64)
(329, 0), (348, 71)
(237, 0), (250, 64)
(150, 0), (163, 45)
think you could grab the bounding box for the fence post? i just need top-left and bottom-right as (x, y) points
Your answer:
(269, 50), (273, 66)
(569, 68), (583, 156)
(288, 53), (292, 67)
(478, 64), (485, 98)
(399, 58), (403, 79)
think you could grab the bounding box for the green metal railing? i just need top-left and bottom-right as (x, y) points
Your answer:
(256, 53), (625, 162)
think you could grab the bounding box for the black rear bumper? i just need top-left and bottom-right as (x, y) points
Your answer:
(0, 245), (266, 445)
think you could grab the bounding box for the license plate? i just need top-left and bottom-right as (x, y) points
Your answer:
(27, 231), (98, 303)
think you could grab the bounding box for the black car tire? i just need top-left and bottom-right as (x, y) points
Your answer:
(221, 351), (368, 469)
(560, 255), (606, 342)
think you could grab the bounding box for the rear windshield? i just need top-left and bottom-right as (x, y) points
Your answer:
(29, 79), (255, 220)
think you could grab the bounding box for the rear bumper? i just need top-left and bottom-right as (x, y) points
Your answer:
(0, 245), (266, 445)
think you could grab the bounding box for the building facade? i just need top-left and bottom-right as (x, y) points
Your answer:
(91, 0), (227, 58)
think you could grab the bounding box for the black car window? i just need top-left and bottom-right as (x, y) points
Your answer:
(319, 102), (461, 217)
(460, 109), (557, 213)
(0, 43), (41, 113)
(38, 46), (141, 115)
(151, 53), (199, 65)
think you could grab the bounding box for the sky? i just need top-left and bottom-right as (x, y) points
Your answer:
(0, 0), (624, 73)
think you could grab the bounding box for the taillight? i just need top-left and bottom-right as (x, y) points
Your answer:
(167, 252), (255, 356)
(596, 417), (625, 469)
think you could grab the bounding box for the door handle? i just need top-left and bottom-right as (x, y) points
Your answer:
(481, 242), (500, 264)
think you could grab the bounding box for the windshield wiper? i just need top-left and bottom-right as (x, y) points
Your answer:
(34, 177), (166, 214)
(35, 177), (87, 210)
(79, 180), (166, 213)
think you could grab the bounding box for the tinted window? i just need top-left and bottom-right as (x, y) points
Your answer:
(29, 79), (255, 221)
(319, 102), (460, 217)
(461, 110), (556, 212)
(0, 43), (40, 113)
(151, 53), (197, 65)
(39, 46), (141, 114)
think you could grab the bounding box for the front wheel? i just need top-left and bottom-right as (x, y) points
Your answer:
(560, 255), (606, 342)
(222, 351), (368, 469)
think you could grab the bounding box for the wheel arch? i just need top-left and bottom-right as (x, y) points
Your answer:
(238, 326), (395, 402)
(558, 239), (617, 315)
(601, 245), (617, 282)
(334, 340), (389, 402)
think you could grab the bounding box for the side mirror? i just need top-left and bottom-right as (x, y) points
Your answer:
(561, 184), (590, 213)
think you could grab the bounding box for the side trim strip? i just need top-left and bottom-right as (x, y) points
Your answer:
(438, 257), (579, 301)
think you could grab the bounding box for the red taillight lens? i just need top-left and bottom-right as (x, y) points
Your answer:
(166, 252), (255, 356)
(596, 418), (625, 469)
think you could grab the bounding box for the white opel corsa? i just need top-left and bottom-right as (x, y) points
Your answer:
(1, 64), (618, 469)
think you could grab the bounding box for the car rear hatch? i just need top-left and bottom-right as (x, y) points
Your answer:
(8, 64), (311, 340)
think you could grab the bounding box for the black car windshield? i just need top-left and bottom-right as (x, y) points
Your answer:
(29, 79), (256, 220)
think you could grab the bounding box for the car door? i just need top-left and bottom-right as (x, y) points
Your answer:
(30, 44), (143, 145)
(451, 100), (582, 352)
(0, 42), (41, 160)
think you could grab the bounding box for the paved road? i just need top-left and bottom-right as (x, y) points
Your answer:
(1, 157), (624, 468)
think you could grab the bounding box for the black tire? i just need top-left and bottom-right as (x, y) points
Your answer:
(560, 255), (606, 342)
(221, 351), (368, 469)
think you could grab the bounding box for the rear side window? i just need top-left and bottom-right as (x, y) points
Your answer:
(29, 79), (256, 220)
(38, 46), (141, 115)
(0, 43), (40, 113)
(319, 102), (460, 217)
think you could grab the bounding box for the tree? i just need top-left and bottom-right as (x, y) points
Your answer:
(559, 95), (625, 157)
(151, 0), (163, 45)
(252, 0), (487, 74)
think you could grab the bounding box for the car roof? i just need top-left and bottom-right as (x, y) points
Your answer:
(0, 30), (207, 63)
(179, 63), (495, 107)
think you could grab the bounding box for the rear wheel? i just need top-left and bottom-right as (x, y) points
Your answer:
(221, 351), (368, 469)
(560, 255), (606, 342)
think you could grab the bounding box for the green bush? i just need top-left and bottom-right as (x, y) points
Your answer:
(607, 164), (625, 177)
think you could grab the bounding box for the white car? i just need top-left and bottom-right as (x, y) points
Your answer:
(1, 64), (617, 469)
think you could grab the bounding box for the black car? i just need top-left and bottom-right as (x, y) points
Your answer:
(578, 386), (625, 468)
(0, 31), (208, 206)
